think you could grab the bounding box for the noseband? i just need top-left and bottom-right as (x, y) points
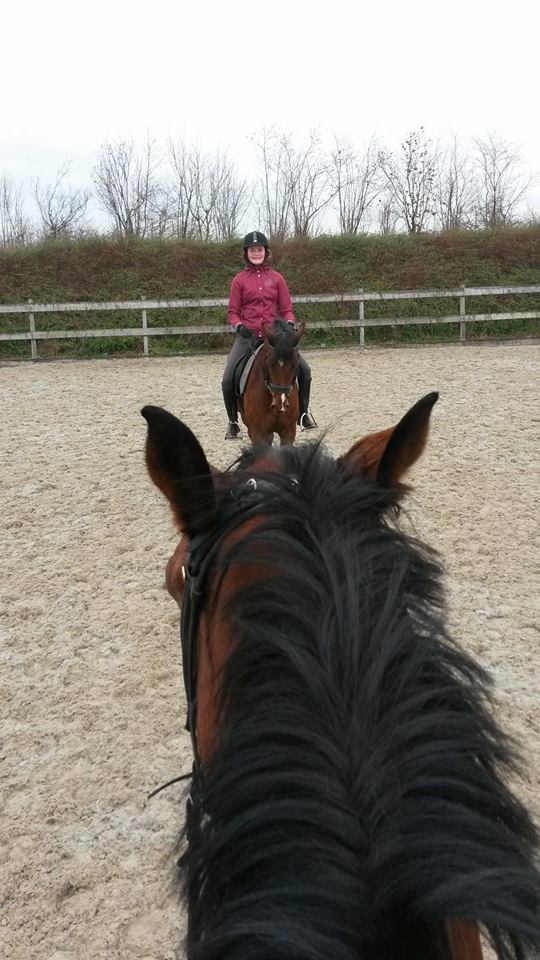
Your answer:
(265, 379), (295, 396)
(263, 352), (298, 404)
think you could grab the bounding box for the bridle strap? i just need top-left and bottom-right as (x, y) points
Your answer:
(180, 515), (241, 770)
(263, 355), (298, 397)
(180, 480), (293, 771)
(266, 380), (295, 395)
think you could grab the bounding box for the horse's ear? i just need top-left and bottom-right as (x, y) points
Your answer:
(342, 392), (439, 486)
(263, 321), (276, 345)
(141, 405), (217, 536)
(293, 320), (305, 345)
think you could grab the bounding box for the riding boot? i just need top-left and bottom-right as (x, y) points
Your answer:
(299, 411), (318, 430)
(297, 377), (318, 429)
(225, 421), (240, 440)
(222, 383), (240, 439)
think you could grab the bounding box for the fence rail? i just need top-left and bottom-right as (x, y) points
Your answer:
(1, 284), (539, 358)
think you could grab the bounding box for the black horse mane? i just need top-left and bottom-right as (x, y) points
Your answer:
(180, 441), (540, 960)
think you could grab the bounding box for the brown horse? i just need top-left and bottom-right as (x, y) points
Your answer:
(240, 317), (302, 446)
(142, 395), (540, 960)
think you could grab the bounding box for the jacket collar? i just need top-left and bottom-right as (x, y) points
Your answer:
(244, 262), (270, 272)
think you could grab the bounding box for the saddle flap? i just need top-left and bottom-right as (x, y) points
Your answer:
(234, 343), (264, 398)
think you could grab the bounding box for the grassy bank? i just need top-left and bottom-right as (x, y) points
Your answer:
(1, 228), (539, 359)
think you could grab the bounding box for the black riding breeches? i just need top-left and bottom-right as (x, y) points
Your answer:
(221, 335), (255, 421)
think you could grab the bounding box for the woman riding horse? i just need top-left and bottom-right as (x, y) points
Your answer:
(222, 231), (317, 440)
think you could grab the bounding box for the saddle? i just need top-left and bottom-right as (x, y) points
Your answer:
(233, 342), (264, 399)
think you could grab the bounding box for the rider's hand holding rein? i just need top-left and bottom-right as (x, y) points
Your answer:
(235, 323), (255, 340)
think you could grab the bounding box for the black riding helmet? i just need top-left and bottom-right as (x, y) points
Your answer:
(242, 230), (269, 249)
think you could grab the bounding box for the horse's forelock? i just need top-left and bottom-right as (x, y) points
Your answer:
(267, 318), (297, 362)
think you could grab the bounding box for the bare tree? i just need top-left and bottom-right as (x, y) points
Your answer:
(433, 137), (475, 230)
(92, 137), (160, 238)
(146, 183), (171, 240)
(188, 150), (215, 242)
(472, 133), (533, 228)
(33, 162), (91, 239)
(0, 173), (33, 246)
(164, 141), (250, 240)
(208, 152), (251, 240)
(165, 140), (199, 239)
(253, 127), (293, 239)
(190, 151), (248, 242)
(379, 128), (437, 233)
(283, 131), (335, 237)
(330, 136), (383, 234)
(376, 191), (400, 235)
(253, 128), (335, 238)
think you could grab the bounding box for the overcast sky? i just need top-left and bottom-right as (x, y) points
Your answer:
(2, 0), (539, 213)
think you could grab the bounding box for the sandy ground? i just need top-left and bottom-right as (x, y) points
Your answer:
(1, 342), (539, 960)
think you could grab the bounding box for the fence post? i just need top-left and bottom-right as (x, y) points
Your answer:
(358, 289), (365, 347)
(28, 299), (37, 360)
(459, 284), (466, 343)
(141, 296), (149, 357)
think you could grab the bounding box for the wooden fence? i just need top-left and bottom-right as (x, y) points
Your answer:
(1, 284), (539, 359)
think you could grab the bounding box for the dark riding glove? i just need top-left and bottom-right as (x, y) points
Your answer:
(236, 323), (253, 339)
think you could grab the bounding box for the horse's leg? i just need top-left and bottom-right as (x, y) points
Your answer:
(277, 412), (297, 445)
(248, 426), (273, 446)
(279, 424), (297, 445)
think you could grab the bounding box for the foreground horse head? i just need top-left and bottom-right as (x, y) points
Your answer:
(241, 317), (302, 446)
(142, 394), (540, 960)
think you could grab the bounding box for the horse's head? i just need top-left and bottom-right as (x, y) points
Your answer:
(261, 317), (303, 413)
(142, 391), (438, 610)
(140, 394), (540, 960)
(142, 392), (438, 761)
